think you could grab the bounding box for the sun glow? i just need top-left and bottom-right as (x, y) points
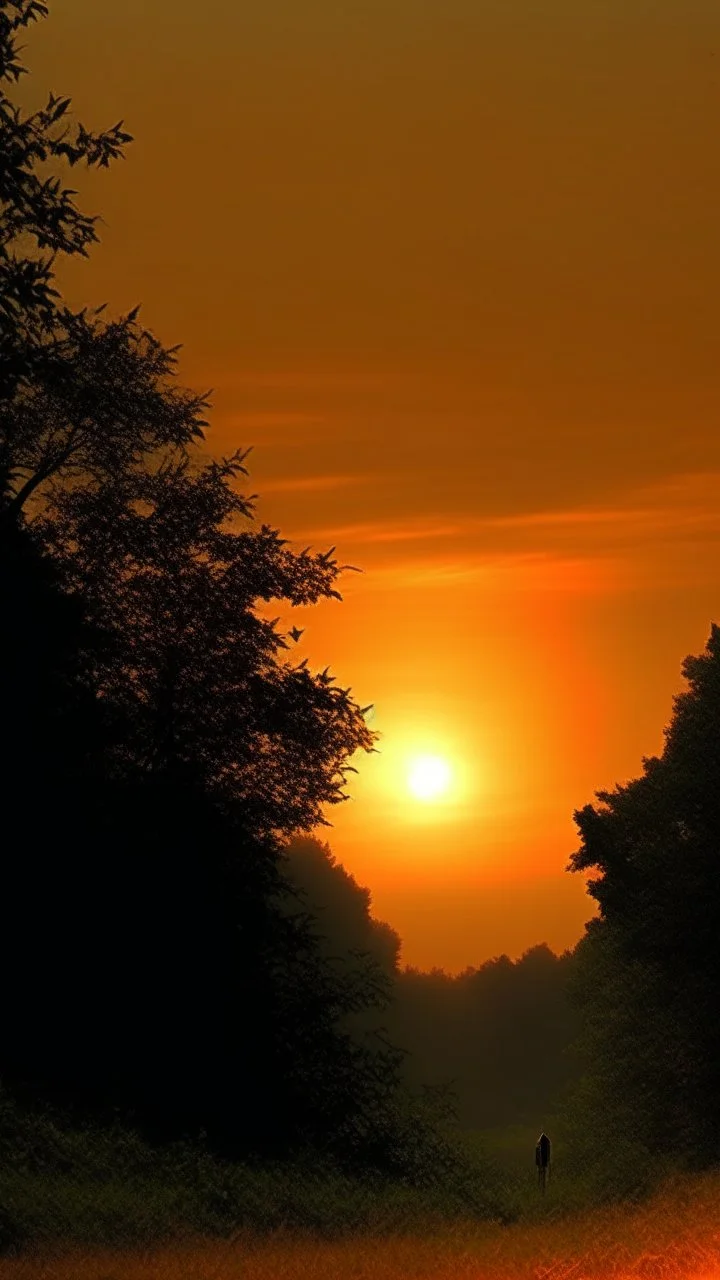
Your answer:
(407, 754), (453, 802)
(350, 717), (484, 832)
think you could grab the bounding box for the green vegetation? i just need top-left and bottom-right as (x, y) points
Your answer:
(0, 1089), (513, 1254)
(1, 1094), (719, 1279)
(0, 1089), (680, 1257)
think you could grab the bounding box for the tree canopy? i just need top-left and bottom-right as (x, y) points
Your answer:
(568, 625), (720, 1166)
(0, 0), (462, 1184)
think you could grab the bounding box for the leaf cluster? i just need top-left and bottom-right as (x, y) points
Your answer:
(0, 0), (132, 401)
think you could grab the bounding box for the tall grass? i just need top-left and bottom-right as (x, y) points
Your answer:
(2, 1087), (715, 1279)
(0, 1089), (507, 1253)
(2, 1170), (720, 1279)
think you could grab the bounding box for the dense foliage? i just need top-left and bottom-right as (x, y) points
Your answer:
(0, 0), (463, 1184)
(568, 626), (720, 1168)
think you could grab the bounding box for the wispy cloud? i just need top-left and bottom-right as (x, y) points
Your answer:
(212, 411), (333, 449)
(288, 516), (467, 545)
(256, 473), (364, 495)
(229, 412), (322, 427)
(290, 471), (720, 553)
(357, 552), (626, 596)
(282, 471), (720, 596)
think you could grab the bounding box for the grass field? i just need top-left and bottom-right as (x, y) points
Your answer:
(3, 1094), (717, 1279)
(2, 1170), (719, 1280)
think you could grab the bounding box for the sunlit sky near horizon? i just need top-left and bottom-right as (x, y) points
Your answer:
(31, 0), (720, 970)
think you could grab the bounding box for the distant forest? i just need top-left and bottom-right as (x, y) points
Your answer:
(285, 836), (579, 1132)
(3, 0), (720, 1210)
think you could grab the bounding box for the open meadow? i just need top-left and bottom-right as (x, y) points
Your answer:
(1, 1171), (720, 1280)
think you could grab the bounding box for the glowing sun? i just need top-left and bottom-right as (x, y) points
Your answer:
(407, 754), (452, 802)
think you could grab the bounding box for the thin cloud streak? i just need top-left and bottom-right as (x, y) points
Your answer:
(288, 517), (467, 545)
(356, 553), (626, 596)
(225, 412), (324, 429)
(257, 473), (364, 495)
(288, 472), (720, 556)
(273, 471), (720, 598)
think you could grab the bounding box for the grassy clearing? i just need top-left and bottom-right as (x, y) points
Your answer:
(3, 1092), (717, 1278)
(0, 1090), (512, 1251)
(0, 1157), (506, 1251)
(1, 1170), (720, 1280)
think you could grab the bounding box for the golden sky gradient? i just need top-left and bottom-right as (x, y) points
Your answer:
(29, 0), (720, 970)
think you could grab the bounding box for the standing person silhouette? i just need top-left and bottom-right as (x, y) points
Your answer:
(535, 1130), (551, 1193)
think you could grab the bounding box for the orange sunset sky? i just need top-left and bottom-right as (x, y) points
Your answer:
(29, 0), (720, 971)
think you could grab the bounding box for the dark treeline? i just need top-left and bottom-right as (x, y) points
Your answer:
(391, 949), (578, 1130)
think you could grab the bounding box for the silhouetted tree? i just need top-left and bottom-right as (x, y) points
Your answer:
(0, 5), (454, 1182)
(0, 0), (129, 769)
(1, 2), (135, 439)
(37, 453), (373, 831)
(569, 625), (720, 1166)
(0, 519), (106, 785)
(282, 835), (401, 977)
